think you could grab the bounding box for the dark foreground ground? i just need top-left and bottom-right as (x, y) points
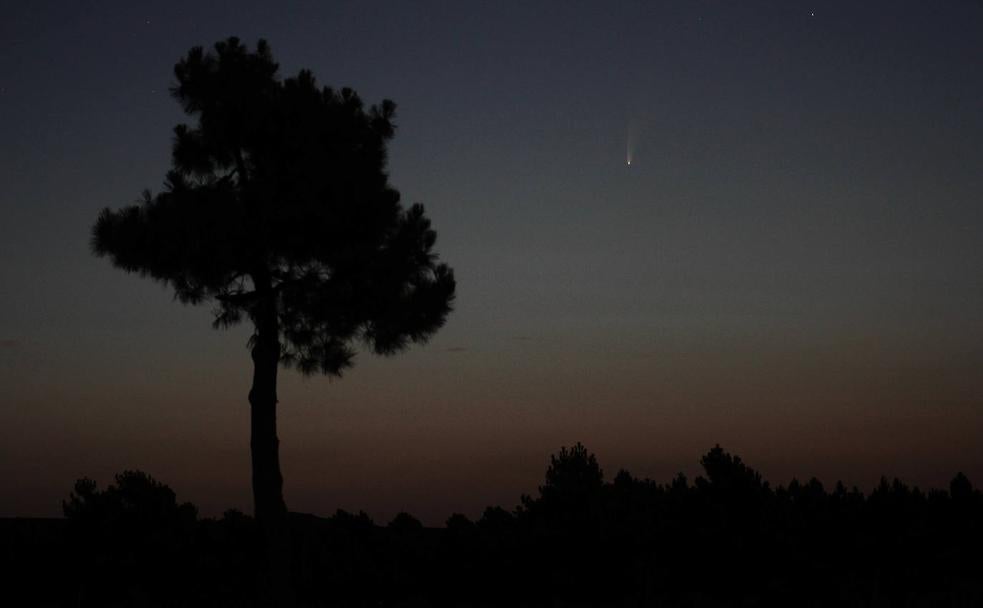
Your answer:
(3, 445), (982, 607)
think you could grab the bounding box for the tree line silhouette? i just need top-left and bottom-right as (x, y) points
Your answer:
(3, 443), (981, 607)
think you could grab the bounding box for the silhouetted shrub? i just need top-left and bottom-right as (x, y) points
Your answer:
(62, 471), (199, 605)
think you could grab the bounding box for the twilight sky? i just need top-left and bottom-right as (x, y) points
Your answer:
(1, 0), (982, 524)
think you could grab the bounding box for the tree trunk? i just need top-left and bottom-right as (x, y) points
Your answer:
(249, 290), (293, 606)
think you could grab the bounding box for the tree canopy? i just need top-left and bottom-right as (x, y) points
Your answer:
(92, 37), (455, 375)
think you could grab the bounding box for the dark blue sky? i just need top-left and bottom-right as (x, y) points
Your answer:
(1, 1), (981, 523)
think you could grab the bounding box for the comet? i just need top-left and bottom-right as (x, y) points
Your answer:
(626, 125), (634, 167)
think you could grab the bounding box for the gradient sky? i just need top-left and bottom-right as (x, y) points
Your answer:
(1, 0), (982, 524)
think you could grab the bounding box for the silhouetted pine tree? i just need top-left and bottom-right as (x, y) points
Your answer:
(91, 37), (455, 605)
